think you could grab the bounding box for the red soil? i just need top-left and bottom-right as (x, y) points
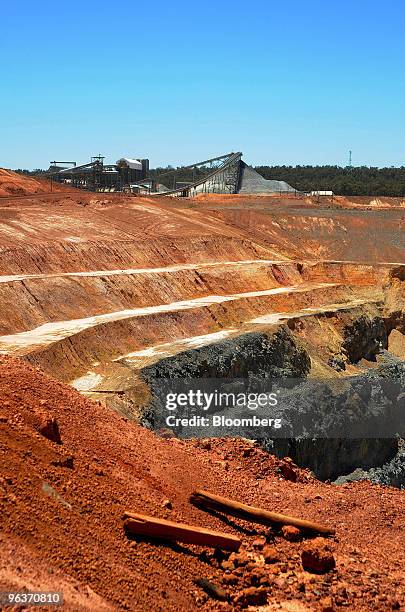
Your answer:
(1, 356), (404, 610)
(0, 169), (73, 197)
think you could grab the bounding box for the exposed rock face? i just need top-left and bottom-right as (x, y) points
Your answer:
(142, 327), (311, 381)
(141, 328), (311, 433)
(342, 316), (387, 362)
(269, 438), (399, 482)
(388, 329), (405, 360)
(333, 439), (405, 488)
(141, 318), (404, 483)
(265, 358), (404, 481)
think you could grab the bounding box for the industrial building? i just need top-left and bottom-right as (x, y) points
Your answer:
(46, 152), (296, 196)
(47, 156), (149, 192)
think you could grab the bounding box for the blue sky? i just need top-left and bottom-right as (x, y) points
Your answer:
(1, 0), (404, 169)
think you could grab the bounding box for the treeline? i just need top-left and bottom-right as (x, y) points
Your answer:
(255, 165), (405, 196)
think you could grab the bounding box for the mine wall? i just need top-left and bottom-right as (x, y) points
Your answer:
(0, 236), (271, 274)
(23, 284), (378, 381)
(0, 262), (303, 334)
(0, 259), (388, 335)
(210, 208), (405, 263)
(0, 225), (401, 487)
(140, 313), (405, 486)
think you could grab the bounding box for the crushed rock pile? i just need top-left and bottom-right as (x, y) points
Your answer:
(238, 163), (296, 195)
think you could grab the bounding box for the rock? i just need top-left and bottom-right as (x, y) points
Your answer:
(51, 455), (74, 469)
(301, 538), (336, 574)
(38, 415), (62, 444)
(230, 552), (250, 567)
(233, 586), (268, 608)
(320, 596), (334, 611)
(335, 585), (348, 598)
(281, 525), (301, 541)
(162, 499), (172, 509)
(247, 566), (268, 586)
(222, 573), (238, 585)
(387, 597), (400, 610)
(252, 536), (266, 549)
(221, 560), (235, 572)
(213, 548), (228, 562)
(342, 316), (387, 362)
(328, 355), (346, 372)
(263, 545), (281, 564)
(279, 460), (298, 482)
(156, 428), (175, 439)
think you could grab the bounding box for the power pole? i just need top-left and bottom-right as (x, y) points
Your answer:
(348, 150), (352, 168)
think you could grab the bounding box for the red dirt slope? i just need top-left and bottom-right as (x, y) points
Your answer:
(0, 169), (71, 197)
(0, 356), (404, 610)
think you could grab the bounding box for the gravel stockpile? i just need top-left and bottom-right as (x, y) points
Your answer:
(238, 163), (296, 194)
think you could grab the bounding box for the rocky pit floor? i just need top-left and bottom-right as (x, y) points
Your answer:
(0, 171), (404, 610)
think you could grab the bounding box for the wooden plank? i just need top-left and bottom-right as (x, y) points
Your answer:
(189, 490), (335, 536)
(194, 578), (228, 601)
(123, 511), (241, 551)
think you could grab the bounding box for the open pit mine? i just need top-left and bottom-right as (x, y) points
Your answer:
(0, 167), (404, 610)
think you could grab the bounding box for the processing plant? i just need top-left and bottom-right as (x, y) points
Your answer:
(46, 152), (296, 196)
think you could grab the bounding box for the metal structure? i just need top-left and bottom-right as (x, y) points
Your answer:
(56, 159), (104, 190)
(46, 152), (243, 196)
(42, 151), (302, 197)
(45, 151), (297, 197)
(45, 156), (149, 191)
(148, 152), (243, 197)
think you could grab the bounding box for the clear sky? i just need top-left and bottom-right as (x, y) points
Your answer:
(1, 0), (404, 169)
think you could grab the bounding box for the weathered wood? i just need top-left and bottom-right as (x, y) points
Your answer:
(189, 490), (335, 536)
(194, 578), (228, 601)
(123, 511), (241, 551)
